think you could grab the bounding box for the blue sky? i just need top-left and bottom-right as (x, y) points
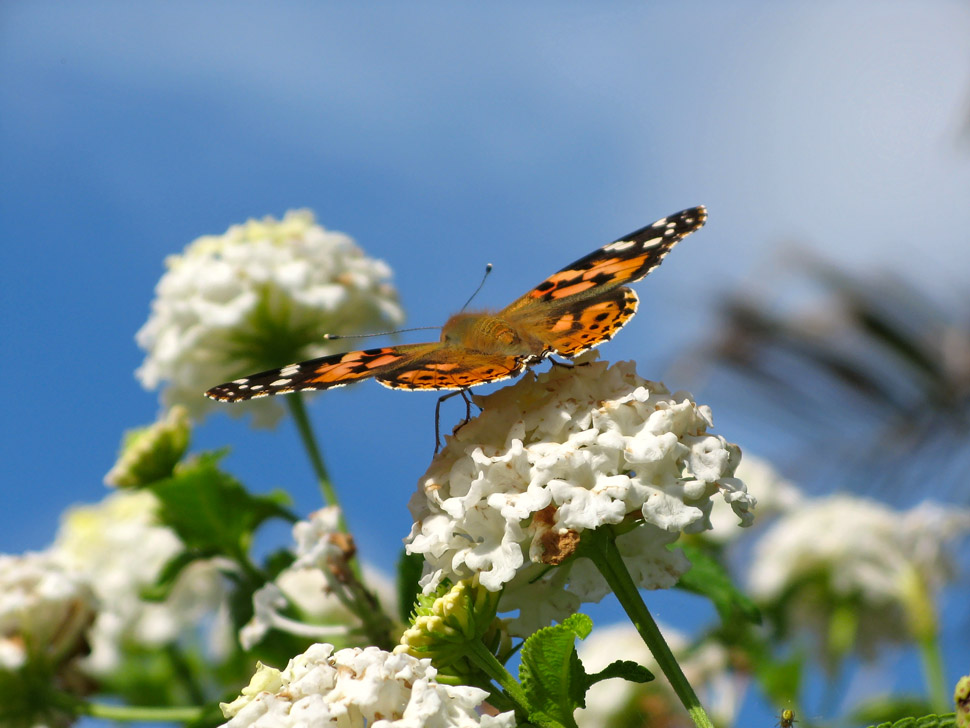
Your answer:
(2, 1), (969, 722)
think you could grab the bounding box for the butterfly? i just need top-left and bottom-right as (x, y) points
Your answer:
(205, 206), (706, 403)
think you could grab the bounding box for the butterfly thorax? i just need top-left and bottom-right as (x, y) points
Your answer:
(441, 311), (545, 356)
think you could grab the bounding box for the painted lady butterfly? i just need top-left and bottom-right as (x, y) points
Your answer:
(205, 206), (706, 402)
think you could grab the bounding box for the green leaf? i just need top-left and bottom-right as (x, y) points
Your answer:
(149, 453), (294, 557)
(397, 549), (426, 624)
(754, 652), (803, 708)
(518, 614), (593, 728)
(586, 659), (653, 687)
(851, 695), (951, 728)
(864, 714), (956, 728)
(141, 550), (218, 602)
(675, 543), (761, 625)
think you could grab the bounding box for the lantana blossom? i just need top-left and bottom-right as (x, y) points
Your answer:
(50, 489), (228, 675)
(405, 357), (753, 633)
(240, 508), (396, 650)
(221, 642), (515, 727)
(136, 210), (403, 426)
(748, 494), (970, 661)
(0, 551), (95, 672)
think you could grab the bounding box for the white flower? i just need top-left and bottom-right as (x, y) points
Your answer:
(405, 358), (752, 633)
(136, 210), (404, 426)
(240, 508), (396, 650)
(50, 489), (228, 675)
(0, 551), (96, 670)
(221, 642), (515, 727)
(291, 506), (346, 569)
(748, 495), (970, 659)
(706, 454), (803, 543)
(576, 623), (743, 728)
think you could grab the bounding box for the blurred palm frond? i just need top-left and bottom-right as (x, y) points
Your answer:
(685, 252), (970, 502)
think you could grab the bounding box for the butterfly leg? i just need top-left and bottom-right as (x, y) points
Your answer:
(434, 389), (469, 454)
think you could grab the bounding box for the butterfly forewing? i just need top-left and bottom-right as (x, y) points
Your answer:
(506, 206), (706, 309)
(204, 205), (707, 402)
(205, 344), (438, 401)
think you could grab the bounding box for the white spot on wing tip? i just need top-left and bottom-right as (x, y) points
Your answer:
(604, 239), (636, 251)
(270, 378), (292, 387)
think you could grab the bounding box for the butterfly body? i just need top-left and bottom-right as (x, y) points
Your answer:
(206, 206), (707, 402)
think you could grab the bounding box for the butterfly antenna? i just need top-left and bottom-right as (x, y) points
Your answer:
(324, 326), (439, 341)
(459, 263), (493, 313)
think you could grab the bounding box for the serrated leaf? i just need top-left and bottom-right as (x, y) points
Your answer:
(852, 696), (937, 727)
(676, 543), (761, 625)
(519, 614), (593, 728)
(149, 454), (294, 557)
(864, 712), (956, 728)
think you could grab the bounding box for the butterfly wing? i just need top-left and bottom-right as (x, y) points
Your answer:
(205, 343), (526, 401)
(502, 206), (706, 357)
(507, 206), (706, 309)
(375, 349), (526, 390)
(205, 344), (439, 401)
(529, 286), (641, 357)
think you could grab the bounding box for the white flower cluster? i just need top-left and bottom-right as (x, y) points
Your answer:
(748, 494), (970, 657)
(0, 551), (95, 671)
(406, 358), (752, 634)
(136, 210), (404, 426)
(51, 489), (228, 675)
(240, 508), (396, 650)
(576, 623), (742, 728)
(221, 642), (515, 728)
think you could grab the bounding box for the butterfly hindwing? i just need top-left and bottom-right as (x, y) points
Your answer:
(376, 350), (526, 390)
(535, 287), (640, 357)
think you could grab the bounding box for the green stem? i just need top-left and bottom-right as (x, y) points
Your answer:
(285, 393), (395, 650)
(165, 643), (205, 706)
(79, 700), (204, 722)
(286, 395), (345, 528)
(467, 639), (531, 720)
(918, 633), (947, 712)
(901, 565), (946, 711)
(581, 527), (714, 728)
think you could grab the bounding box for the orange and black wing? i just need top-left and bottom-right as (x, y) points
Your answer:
(374, 349), (526, 391)
(205, 344), (437, 401)
(502, 206), (706, 357)
(507, 206), (706, 309)
(204, 343), (526, 401)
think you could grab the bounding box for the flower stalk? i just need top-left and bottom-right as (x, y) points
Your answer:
(285, 394), (395, 649)
(465, 639), (531, 719)
(581, 526), (714, 728)
(286, 395), (341, 523)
